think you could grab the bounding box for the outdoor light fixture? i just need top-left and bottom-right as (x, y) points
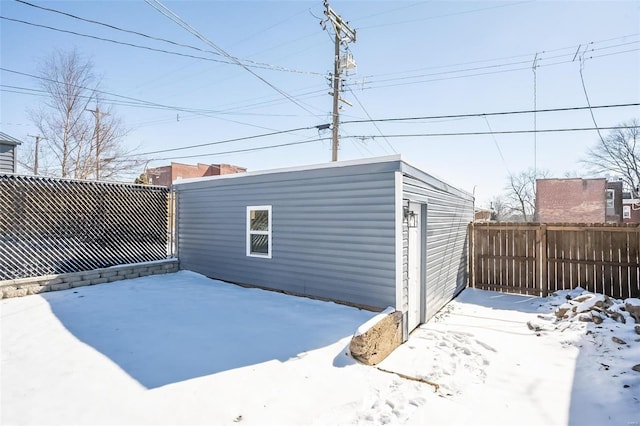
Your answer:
(404, 207), (418, 228)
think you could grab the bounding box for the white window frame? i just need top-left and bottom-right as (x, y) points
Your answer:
(623, 205), (631, 219)
(246, 205), (272, 258)
(606, 189), (615, 209)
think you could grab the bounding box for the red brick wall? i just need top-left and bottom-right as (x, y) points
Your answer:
(623, 202), (640, 223)
(218, 164), (247, 175)
(147, 166), (172, 187)
(536, 179), (606, 223)
(199, 163), (247, 176)
(170, 163), (204, 183)
(147, 163), (246, 187)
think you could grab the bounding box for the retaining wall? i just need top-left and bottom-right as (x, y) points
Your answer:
(0, 259), (179, 299)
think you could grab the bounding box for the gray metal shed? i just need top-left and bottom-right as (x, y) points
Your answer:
(0, 132), (22, 174)
(173, 155), (473, 336)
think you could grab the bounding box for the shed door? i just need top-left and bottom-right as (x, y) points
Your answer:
(407, 202), (424, 332)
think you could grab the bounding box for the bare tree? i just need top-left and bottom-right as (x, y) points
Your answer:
(504, 168), (550, 222)
(27, 49), (143, 181)
(583, 120), (640, 196)
(489, 196), (510, 222)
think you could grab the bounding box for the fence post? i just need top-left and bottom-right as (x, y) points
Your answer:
(539, 224), (548, 297)
(468, 222), (475, 288)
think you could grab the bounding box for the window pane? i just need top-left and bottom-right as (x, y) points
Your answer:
(250, 234), (269, 254)
(250, 210), (269, 231)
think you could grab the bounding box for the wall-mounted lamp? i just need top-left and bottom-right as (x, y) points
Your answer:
(404, 207), (418, 228)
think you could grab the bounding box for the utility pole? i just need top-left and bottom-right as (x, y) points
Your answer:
(323, 1), (356, 162)
(532, 53), (540, 178)
(27, 134), (43, 175)
(87, 107), (109, 180)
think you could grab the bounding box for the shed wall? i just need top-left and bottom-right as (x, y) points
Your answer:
(402, 174), (473, 320)
(0, 144), (16, 174)
(175, 163), (398, 309)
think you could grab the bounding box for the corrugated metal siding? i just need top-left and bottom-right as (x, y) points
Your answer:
(0, 144), (15, 174)
(403, 174), (473, 321)
(175, 163), (398, 309)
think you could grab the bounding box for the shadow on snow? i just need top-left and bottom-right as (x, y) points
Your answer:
(42, 271), (372, 389)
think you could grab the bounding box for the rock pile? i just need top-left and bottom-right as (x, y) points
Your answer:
(554, 292), (640, 327)
(549, 290), (640, 376)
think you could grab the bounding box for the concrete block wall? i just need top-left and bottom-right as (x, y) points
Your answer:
(0, 259), (179, 299)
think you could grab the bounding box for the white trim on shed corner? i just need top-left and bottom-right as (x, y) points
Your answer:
(394, 171), (404, 313)
(172, 155), (402, 186)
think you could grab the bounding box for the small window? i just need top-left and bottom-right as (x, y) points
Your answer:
(623, 205), (631, 219)
(606, 189), (615, 209)
(246, 206), (272, 258)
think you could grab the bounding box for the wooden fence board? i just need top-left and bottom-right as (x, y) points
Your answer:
(629, 231), (639, 297)
(469, 223), (640, 299)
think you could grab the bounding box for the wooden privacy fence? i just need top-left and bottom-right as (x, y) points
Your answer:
(469, 222), (640, 299)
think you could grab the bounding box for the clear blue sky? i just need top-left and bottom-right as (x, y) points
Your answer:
(1, 0), (639, 205)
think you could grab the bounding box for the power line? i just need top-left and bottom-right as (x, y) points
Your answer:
(358, 1), (535, 30)
(152, 137), (330, 162)
(1, 79), (329, 133)
(347, 87), (396, 154)
(122, 103), (638, 158)
(341, 102), (640, 125)
(578, 50), (606, 143)
(147, 125), (635, 163)
(352, 43), (639, 91)
(0, 67), (325, 122)
(347, 126), (633, 139)
(0, 68), (324, 136)
(0, 16), (321, 76)
(12, 0), (322, 76)
(358, 33), (639, 81)
(144, 0), (322, 117)
(126, 124), (328, 157)
(481, 115), (511, 175)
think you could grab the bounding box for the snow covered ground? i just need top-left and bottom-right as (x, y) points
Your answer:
(1, 271), (639, 425)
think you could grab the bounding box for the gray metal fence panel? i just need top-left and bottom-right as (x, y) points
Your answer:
(0, 175), (169, 280)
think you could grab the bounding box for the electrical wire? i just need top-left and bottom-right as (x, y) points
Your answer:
(359, 33), (639, 80)
(143, 0), (322, 117)
(127, 124), (327, 157)
(0, 16), (322, 76)
(347, 87), (396, 154)
(143, 125), (636, 163)
(578, 53), (606, 143)
(12, 0), (323, 76)
(0, 67), (326, 121)
(341, 103), (640, 125)
(351, 40), (639, 91)
(151, 137), (330, 161)
(482, 115), (511, 175)
(358, 1), (535, 30)
(354, 51), (638, 91)
(347, 126), (633, 139)
(0, 68), (323, 136)
(5, 67), (636, 131)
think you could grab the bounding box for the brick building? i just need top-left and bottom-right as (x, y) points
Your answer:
(623, 192), (640, 223)
(474, 209), (493, 222)
(535, 178), (623, 223)
(147, 163), (246, 187)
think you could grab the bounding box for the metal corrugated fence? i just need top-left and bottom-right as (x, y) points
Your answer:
(0, 175), (169, 280)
